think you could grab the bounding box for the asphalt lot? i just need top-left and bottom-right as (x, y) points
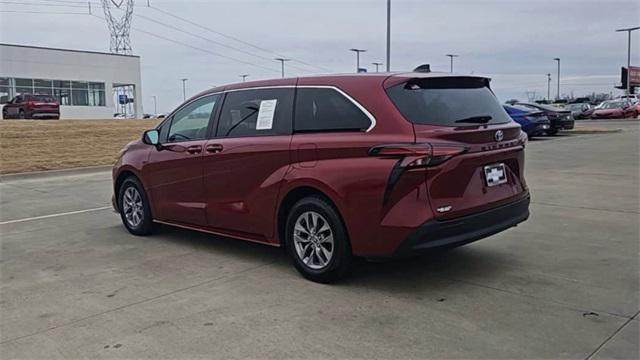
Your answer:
(1, 120), (638, 359)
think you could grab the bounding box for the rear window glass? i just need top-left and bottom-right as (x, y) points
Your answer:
(386, 77), (511, 126)
(510, 104), (537, 112)
(519, 103), (561, 112)
(30, 95), (55, 102)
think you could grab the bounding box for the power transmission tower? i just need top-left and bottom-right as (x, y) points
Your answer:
(101, 0), (135, 55)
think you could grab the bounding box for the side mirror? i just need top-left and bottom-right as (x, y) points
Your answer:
(142, 129), (159, 145)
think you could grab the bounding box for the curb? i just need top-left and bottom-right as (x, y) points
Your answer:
(0, 165), (113, 182)
(569, 128), (623, 134)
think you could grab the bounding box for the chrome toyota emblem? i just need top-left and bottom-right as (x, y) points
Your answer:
(494, 130), (504, 142)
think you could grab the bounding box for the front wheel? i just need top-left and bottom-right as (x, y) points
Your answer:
(285, 196), (352, 283)
(118, 177), (156, 235)
(545, 128), (558, 136)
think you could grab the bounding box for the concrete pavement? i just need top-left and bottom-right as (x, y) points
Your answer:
(1, 121), (638, 359)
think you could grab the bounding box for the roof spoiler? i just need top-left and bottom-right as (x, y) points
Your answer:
(413, 64), (431, 73)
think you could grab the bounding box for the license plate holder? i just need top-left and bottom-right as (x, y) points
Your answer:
(484, 163), (507, 187)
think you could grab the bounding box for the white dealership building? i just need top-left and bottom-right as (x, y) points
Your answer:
(0, 43), (143, 119)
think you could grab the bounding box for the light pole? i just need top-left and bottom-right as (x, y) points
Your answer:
(553, 58), (560, 100)
(275, 58), (290, 78)
(350, 48), (366, 73)
(546, 73), (551, 101)
(372, 62), (383, 72)
(180, 78), (188, 101)
(616, 26), (640, 99)
(152, 95), (157, 115)
(386, 0), (391, 72)
(239, 74), (249, 82)
(445, 54), (459, 73)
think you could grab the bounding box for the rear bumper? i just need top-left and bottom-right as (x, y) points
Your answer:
(30, 111), (59, 118)
(562, 119), (575, 129)
(550, 118), (574, 130)
(393, 195), (530, 257)
(525, 123), (550, 135)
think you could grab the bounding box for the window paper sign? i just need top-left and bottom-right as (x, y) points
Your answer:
(256, 99), (277, 130)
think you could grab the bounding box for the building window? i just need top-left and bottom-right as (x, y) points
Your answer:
(0, 77), (10, 104)
(88, 82), (105, 106)
(15, 78), (33, 96)
(71, 81), (89, 106)
(53, 80), (71, 105)
(1, 78), (106, 106)
(34, 79), (53, 96)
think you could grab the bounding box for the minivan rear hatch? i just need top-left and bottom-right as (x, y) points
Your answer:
(385, 75), (528, 219)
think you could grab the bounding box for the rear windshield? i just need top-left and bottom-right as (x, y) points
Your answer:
(28, 95), (55, 102)
(386, 77), (511, 126)
(509, 104), (537, 113)
(519, 103), (562, 112)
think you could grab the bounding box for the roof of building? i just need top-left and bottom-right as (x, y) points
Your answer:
(0, 43), (140, 58)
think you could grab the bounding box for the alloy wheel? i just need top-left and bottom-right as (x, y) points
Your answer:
(293, 211), (334, 270)
(122, 186), (144, 228)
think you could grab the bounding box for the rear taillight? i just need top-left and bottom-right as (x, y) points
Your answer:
(369, 143), (468, 168)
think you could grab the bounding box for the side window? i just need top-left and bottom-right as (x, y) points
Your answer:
(216, 88), (293, 138)
(165, 94), (218, 143)
(294, 88), (371, 132)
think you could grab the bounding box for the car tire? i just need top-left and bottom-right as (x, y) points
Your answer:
(2, 110), (7, 119)
(18, 110), (25, 119)
(118, 176), (156, 236)
(285, 196), (352, 283)
(545, 128), (558, 136)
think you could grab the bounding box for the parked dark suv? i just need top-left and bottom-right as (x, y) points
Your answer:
(2, 94), (60, 119)
(112, 72), (530, 282)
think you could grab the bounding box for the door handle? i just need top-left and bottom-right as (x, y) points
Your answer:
(205, 144), (224, 153)
(186, 145), (202, 154)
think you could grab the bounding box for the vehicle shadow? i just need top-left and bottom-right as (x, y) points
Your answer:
(135, 224), (507, 291)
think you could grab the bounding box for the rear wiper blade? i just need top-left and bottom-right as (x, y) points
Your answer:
(454, 116), (493, 124)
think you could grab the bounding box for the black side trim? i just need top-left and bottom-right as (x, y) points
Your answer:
(383, 159), (404, 205)
(394, 195), (530, 257)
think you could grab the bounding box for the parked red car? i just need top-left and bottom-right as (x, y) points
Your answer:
(590, 100), (638, 119)
(112, 72), (530, 282)
(2, 94), (60, 119)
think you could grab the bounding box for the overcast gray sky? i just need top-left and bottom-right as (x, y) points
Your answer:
(1, 0), (638, 113)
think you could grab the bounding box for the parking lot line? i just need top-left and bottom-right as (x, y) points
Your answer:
(0, 206), (112, 225)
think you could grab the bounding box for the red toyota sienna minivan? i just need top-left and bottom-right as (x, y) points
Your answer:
(112, 71), (530, 283)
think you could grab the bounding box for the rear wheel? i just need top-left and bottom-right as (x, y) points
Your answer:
(285, 196), (352, 283)
(118, 177), (156, 235)
(18, 110), (25, 119)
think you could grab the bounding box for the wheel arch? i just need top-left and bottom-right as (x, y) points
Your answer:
(276, 185), (349, 248)
(114, 169), (145, 208)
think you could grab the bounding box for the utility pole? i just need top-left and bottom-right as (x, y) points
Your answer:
(386, 0), (391, 72)
(445, 54), (459, 73)
(553, 58), (561, 100)
(180, 78), (188, 101)
(616, 26), (640, 99)
(372, 62), (383, 72)
(350, 48), (366, 73)
(275, 58), (290, 78)
(152, 95), (157, 115)
(546, 73), (551, 101)
(239, 74), (249, 82)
